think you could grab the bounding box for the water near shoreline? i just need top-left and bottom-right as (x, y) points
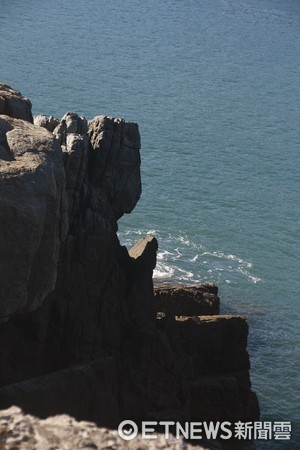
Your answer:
(1, 0), (300, 447)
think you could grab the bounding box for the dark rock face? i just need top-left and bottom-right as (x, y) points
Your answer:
(0, 359), (118, 428)
(157, 315), (259, 423)
(0, 84), (259, 440)
(155, 284), (220, 316)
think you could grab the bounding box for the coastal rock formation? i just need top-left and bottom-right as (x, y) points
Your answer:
(0, 83), (259, 446)
(0, 406), (218, 450)
(0, 83), (33, 123)
(34, 114), (59, 131)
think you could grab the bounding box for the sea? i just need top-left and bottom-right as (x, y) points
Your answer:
(1, 0), (299, 448)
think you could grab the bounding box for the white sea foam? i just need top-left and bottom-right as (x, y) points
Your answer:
(153, 262), (175, 280)
(240, 270), (262, 284)
(174, 248), (182, 258)
(177, 236), (191, 246)
(157, 250), (173, 260)
(176, 267), (194, 278)
(146, 230), (158, 236)
(119, 229), (262, 285)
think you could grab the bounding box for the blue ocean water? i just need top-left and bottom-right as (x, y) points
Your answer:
(1, 0), (299, 447)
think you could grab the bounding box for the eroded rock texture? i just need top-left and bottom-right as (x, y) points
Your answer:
(0, 84), (259, 441)
(0, 83), (33, 122)
(0, 115), (67, 317)
(0, 406), (216, 450)
(0, 87), (186, 425)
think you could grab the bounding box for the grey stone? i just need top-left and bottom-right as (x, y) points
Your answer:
(88, 116), (141, 220)
(0, 83), (33, 122)
(34, 114), (59, 132)
(0, 115), (68, 317)
(0, 406), (216, 450)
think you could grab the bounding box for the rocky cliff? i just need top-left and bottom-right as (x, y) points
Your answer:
(0, 83), (259, 446)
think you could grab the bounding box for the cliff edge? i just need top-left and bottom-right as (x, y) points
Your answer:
(0, 83), (259, 446)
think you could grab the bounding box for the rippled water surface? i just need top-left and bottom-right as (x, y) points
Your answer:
(1, 0), (300, 447)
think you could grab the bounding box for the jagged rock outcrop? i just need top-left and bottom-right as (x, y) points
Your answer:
(0, 406), (218, 450)
(0, 84), (259, 446)
(0, 83), (33, 122)
(88, 115), (141, 220)
(34, 114), (59, 131)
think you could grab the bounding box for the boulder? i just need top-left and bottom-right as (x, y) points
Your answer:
(0, 83), (33, 122)
(34, 114), (59, 132)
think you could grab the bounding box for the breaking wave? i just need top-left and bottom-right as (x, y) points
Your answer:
(118, 228), (262, 285)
